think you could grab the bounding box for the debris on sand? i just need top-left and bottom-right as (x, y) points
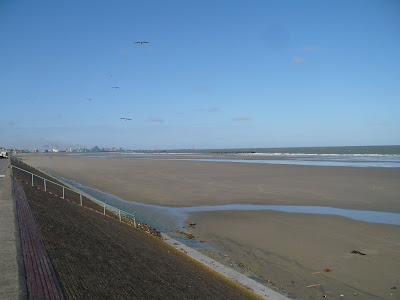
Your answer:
(123, 215), (161, 238)
(174, 231), (195, 239)
(306, 284), (322, 288)
(351, 250), (366, 255)
(324, 268), (332, 272)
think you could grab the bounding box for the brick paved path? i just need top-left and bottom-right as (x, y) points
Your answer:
(13, 179), (64, 300)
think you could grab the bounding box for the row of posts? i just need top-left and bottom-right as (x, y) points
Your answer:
(30, 171), (123, 222)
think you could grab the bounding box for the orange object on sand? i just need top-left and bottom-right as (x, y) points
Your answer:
(324, 268), (332, 272)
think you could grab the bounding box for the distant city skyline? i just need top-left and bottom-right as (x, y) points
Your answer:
(1, 1), (399, 149)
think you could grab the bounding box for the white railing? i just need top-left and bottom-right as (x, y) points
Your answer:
(10, 162), (136, 224)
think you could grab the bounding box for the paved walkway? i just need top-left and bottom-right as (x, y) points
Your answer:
(0, 159), (26, 299)
(13, 179), (64, 299)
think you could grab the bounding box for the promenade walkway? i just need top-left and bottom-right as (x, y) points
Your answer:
(0, 159), (26, 299)
(13, 179), (64, 299)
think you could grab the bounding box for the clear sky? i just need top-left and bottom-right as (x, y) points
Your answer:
(1, 0), (399, 150)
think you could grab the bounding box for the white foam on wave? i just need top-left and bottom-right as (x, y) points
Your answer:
(238, 152), (400, 157)
(121, 152), (205, 156)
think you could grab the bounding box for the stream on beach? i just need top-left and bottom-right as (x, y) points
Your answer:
(56, 175), (400, 234)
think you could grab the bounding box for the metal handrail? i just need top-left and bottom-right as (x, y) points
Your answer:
(10, 162), (135, 223)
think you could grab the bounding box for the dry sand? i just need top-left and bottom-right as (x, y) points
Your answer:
(18, 153), (400, 299)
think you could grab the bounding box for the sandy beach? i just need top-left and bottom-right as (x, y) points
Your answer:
(189, 211), (399, 299)
(18, 153), (400, 299)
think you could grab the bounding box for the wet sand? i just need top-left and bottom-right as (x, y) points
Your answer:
(18, 153), (400, 299)
(189, 211), (400, 299)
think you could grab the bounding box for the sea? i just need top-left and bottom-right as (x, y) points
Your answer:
(71, 145), (400, 168)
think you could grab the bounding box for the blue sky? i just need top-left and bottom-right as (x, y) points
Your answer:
(1, 0), (399, 150)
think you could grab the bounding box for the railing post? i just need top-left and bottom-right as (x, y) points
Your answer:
(9, 165), (134, 228)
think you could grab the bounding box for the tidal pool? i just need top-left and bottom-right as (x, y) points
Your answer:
(56, 176), (400, 233)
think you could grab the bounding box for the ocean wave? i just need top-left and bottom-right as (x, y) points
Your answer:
(121, 152), (207, 156)
(236, 152), (400, 157)
(122, 152), (400, 157)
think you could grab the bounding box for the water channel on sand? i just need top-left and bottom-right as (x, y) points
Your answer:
(56, 175), (400, 233)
